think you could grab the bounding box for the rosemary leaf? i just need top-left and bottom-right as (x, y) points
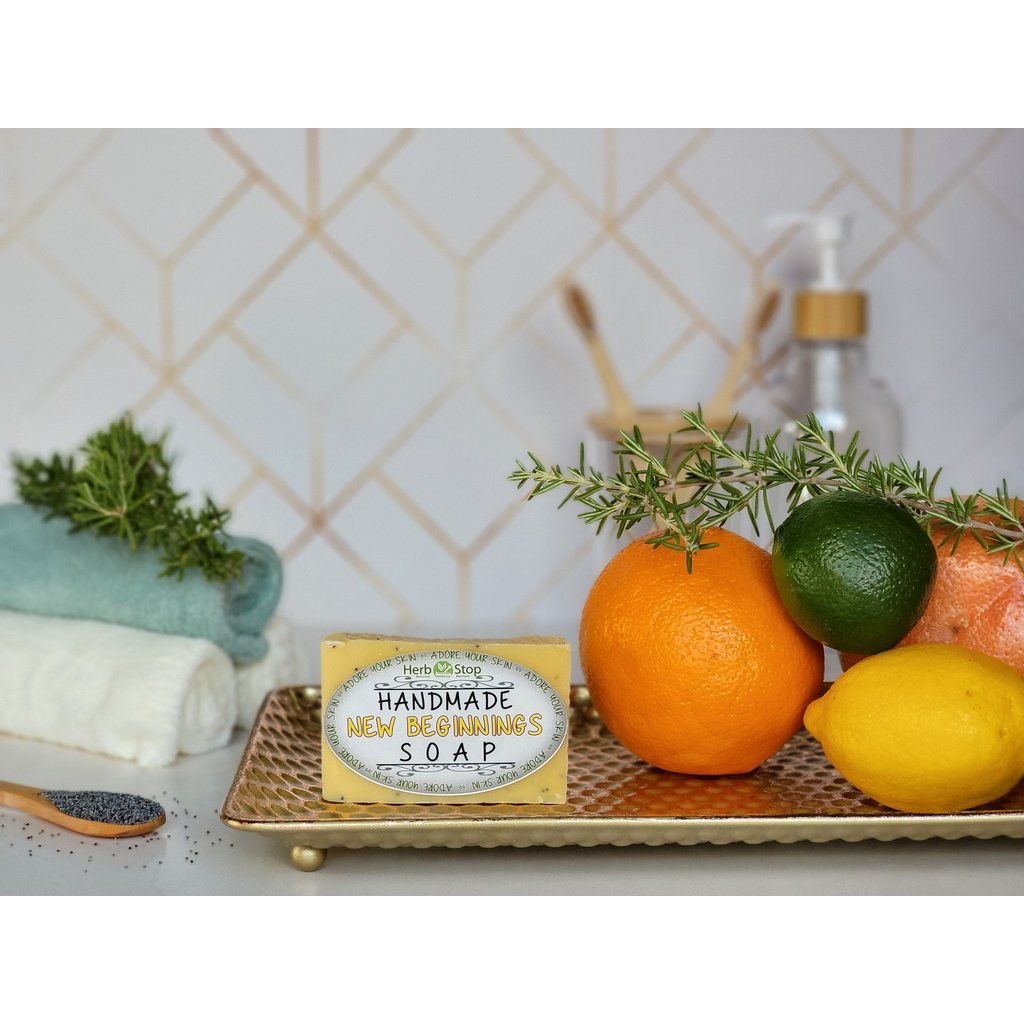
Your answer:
(12, 413), (244, 583)
(508, 406), (1024, 572)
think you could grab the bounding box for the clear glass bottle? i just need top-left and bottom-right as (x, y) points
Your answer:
(754, 213), (902, 529)
(765, 336), (902, 460)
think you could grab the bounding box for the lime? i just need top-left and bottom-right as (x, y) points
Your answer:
(771, 490), (937, 653)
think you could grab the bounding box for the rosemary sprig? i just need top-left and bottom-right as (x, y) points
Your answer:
(509, 407), (1024, 572)
(12, 414), (245, 582)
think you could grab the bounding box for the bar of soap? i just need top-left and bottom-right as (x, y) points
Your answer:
(321, 633), (570, 804)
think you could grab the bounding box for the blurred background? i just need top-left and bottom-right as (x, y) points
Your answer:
(2, 128), (1021, 646)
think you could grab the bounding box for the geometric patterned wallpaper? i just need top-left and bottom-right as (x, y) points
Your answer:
(2, 128), (1022, 642)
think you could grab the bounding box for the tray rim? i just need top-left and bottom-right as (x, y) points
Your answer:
(219, 686), (1024, 855)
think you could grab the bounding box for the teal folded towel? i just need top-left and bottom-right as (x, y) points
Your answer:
(0, 503), (283, 664)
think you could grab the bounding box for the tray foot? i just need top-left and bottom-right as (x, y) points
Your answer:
(291, 845), (327, 872)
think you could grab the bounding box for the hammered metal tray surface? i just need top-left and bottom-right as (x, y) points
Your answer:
(220, 686), (1024, 870)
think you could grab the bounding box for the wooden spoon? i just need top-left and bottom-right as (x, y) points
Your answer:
(0, 780), (167, 838)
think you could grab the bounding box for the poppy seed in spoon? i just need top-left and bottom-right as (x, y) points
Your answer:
(42, 790), (164, 826)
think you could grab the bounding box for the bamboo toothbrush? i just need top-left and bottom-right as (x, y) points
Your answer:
(563, 281), (636, 425)
(704, 280), (782, 428)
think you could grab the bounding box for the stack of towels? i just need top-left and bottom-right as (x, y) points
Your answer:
(0, 503), (304, 767)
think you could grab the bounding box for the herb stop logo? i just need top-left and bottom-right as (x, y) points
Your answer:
(323, 650), (567, 796)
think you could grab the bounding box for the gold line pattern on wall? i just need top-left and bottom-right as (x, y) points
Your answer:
(1, 127), (1020, 631)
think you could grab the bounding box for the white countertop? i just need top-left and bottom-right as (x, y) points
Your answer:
(3, 627), (1024, 896)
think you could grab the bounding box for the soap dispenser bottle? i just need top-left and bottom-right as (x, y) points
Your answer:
(757, 213), (902, 462)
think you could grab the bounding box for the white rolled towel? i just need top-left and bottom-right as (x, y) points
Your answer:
(0, 609), (237, 768)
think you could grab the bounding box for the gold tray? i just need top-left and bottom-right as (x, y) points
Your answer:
(220, 686), (1024, 871)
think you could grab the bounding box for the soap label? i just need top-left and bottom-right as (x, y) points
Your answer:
(323, 650), (568, 796)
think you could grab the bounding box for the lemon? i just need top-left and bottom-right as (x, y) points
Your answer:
(804, 644), (1024, 813)
(771, 491), (937, 654)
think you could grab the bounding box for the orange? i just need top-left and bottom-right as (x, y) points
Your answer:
(839, 515), (1024, 676)
(579, 528), (824, 775)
